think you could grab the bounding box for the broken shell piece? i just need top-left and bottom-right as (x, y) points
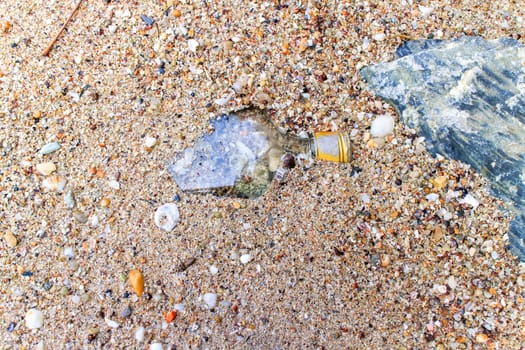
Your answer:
(154, 203), (180, 231)
(36, 162), (56, 176)
(42, 175), (66, 192)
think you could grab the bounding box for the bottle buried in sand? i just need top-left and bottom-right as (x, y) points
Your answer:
(168, 108), (352, 198)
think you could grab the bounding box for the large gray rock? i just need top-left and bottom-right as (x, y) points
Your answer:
(361, 36), (525, 260)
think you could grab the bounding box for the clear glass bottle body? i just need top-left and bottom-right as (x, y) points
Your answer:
(169, 108), (352, 198)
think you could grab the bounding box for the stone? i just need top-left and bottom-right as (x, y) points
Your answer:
(361, 36), (525, 260)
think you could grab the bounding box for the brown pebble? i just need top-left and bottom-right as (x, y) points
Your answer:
(128, 269), (144, 297)
(4, 230), (18, 248)
(475, 333), (489, 343)
(100, 198), (110, 208)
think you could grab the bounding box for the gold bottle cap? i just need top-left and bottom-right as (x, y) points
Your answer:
(313, 132), (352, 163)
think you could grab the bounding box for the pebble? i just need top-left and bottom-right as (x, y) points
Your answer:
(203, 293), (217, 308)
(187, 39), (199, 53)
(25, 309), (44, 329)
(370, 114), (395, 137)
(144, 136), (157, 148)
(135, 326), (145, 342)
(35, 162), (56, 176)
(64, 191), (76, 209)
(425, 193), (439, 202)
(154, 203), (180, 231)
(458, 194), (480, 210)
(240, 254), (252, 264)
(447, 275), (457, 290)
(120, 305), (132, 318)
(128, 269), (145, 297)
(63, 247), (74, 258)
(150, 343), (163, 350)
(108, 180), (120, 190)
(39, 142), (61, 155)
(105, 318), (120, 328)
(4, 230), (17, 248)
(209, 265), (219, 275)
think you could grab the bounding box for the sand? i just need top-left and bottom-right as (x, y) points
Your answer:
(1, 0), (525, 349)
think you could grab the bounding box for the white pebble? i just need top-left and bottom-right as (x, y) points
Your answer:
(458, 194), (479, 210)
(370, 114), (395, 137)
(425, 193), (439, 202)
(373, 33), (386, 41)
(187, 39), (199, 53)
(209, 265), (219, 275)
(144, 136), (157, 148)
(203, 293), (217, 308)
(105, 318), (120, 328)
(360, 193), (370, 204)
(418, 5), (434, 16)
(71, 295), (81, 304)
(447, 276), (457, 290)
(108, 180), (120, 190)
(135, 326), (145, 342)
(240, 254), (252, 264)
(432, 284), (447, 294)
(25, 309), (44, 329)
(150, 343), (163, 350)
(154, 203), (180, 231)
(173, 304), (185, 312)
(63, 247), (75, 258)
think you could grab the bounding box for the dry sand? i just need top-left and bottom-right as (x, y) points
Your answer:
(1, 0), (525, 349)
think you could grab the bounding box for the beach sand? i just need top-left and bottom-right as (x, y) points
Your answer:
(1, 1), (524, 348)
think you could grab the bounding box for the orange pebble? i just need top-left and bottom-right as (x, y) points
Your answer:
(165, 310), (177, 323)
(128, 269), (144, 297)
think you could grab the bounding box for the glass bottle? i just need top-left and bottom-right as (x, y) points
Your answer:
(168, 108), (352, 198)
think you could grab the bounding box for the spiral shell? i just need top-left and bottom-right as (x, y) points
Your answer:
(154, 203), (180, 231)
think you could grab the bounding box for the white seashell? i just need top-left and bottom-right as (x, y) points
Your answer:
(42, 175), (66, 192)
(25, 309), (44, 329)
(154, 203), (180, 231)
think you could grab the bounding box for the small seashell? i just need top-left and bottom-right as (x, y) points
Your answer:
(42, 175), (66, 192)
(36, 162), (56, 176)
(128, 269), (145, 297)
(154, 203), (180, 231)
(25, 309), (44, 329)
(39, 142), (61, 155)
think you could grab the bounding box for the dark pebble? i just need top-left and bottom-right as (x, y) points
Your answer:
(7, 322), (15, 332)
